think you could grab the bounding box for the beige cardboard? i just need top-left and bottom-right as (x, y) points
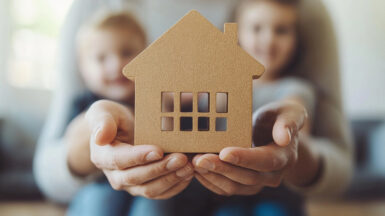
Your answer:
(123, 10), (264, 153)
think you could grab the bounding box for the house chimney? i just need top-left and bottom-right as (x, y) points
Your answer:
(224, 23), (238, 44)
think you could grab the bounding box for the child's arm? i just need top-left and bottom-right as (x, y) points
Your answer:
(80, 100), (194, 199)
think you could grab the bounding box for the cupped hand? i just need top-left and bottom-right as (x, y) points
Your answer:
(86, 100), (194, 199)
(193, 100), (309, 196)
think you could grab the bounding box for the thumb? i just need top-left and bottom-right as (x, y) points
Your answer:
(92, 114), (117, 145)
(86, 100), (120, 145)
(272, 117), (292, 147)
(272, 107), (306, 147)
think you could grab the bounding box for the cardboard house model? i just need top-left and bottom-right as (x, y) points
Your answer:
(123, 10), (264, 153)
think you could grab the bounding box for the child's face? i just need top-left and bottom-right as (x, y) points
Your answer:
(79, 27), (145, 103)
(238, 1), (298, 78)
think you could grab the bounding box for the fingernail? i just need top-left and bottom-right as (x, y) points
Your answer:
(145, 151), (161, 162)
(195, 167), (208, 174)
(93, 125), (102, 140)
(224, 154), (238, 164)
(287, 128), (292, 142)
(197, 158), (215, 170)
(167, 157), (183, 170)
(94, 125), (102, 136)
(176, 165), (193, 178)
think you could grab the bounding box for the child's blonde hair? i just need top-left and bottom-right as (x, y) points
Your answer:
(76, 10), (147, 52)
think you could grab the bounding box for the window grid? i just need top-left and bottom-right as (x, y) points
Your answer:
(161, 92), (228, 132)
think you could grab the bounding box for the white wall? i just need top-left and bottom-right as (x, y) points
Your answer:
(323, 0), (385, 119)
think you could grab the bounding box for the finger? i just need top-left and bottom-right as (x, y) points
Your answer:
(91, 142), (163, 170)
(195, 171), (262, 196)
(192, 154), (207, 173)
(273, 104), (307, 147)
(107, 153), (189, 187)
(219, 145), (291, 172)
(193, 154), (260, 186)
(127, 163), (194, 198)
(195, 173), (227, 196)
(89, 111), (117, 145)
(86, 100), (134, 145)
(194, 154), (283, 188)
(152, 176), (193, 200)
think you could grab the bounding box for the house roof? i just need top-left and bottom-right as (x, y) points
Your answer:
(123, 10), (264, 80)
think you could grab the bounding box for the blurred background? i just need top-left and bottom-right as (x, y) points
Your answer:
(0, 0), (385, 215)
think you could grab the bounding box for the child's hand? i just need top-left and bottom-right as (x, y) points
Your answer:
(86, 100), (194, 199)
(193, 100), (320, 196)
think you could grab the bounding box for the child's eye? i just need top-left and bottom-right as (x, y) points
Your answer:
(121, 49), (134, 58)
(97, 54), (106, 63)
(275, 25), (291, 36)
(253, 24), (261, 33)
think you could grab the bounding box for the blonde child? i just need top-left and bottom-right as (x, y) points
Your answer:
(188, 0), (352, 214)
(33, 11), (188, 215)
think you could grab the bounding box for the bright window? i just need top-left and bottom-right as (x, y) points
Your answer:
(7, 0), (74, 89)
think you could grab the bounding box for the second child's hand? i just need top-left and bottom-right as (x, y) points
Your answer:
(193, 100), (320, 196)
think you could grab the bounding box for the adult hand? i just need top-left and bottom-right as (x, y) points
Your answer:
(86, 100), (194, 199)
(193, 100), (319, 196)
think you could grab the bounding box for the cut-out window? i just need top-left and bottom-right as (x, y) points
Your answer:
(161, 92), (174, 112)
(180, 92), (193, 112)
(215, 117), (227, 131)
(160, 92), (229, 132)
(161, 117), (174, 131)
(180, 117), (193, 131)
(216, 93), (228, 113)
(198, 117), (209, 131)
(198, 92), (210, 112)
